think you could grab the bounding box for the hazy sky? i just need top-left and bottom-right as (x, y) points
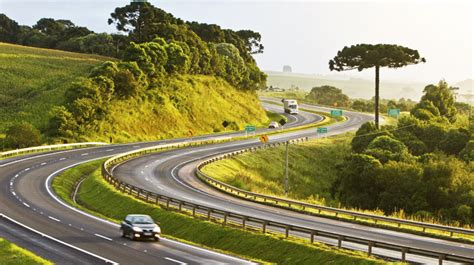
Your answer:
(1, 0), (473, 84)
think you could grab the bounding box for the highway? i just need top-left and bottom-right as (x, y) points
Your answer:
(113, 99), (474, 264)
(2, 99), (472, 264)
(0, 102), (318, 264)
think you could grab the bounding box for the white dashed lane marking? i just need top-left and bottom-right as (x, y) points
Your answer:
(94, 233), (113, 241)
(48, 216), (61, 222)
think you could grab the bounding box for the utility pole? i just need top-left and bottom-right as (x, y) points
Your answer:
(284, 141), (289, 197)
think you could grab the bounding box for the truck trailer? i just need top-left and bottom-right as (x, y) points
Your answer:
(283, 99), (299, 114)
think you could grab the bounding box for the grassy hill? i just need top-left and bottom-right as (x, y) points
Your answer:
(0, 43), (269, 145)
(0, 42), (108, 132)
(266, 71), (427, 100)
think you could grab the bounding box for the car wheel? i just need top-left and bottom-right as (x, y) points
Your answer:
(129, 231), (135, 241)
(154, 237), (160, 242)
(121, 229), (126, 238)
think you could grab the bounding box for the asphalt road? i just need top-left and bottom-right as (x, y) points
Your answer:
(0, 102), (316, 265)
(113, 100), (474, 264)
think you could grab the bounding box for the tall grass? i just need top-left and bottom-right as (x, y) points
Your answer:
(0, 42), (106, 132)
(0, 237), (52, 265)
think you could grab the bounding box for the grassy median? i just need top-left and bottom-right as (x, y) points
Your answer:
(0, 238), (52, 265)
(52, 160), (393, 264)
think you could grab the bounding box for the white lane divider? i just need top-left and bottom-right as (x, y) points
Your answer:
(48, 216), (61, 222)
(59, 157), (66, 161)
(106, 149), (114, 152)
(165, 257), (187, 265)
(81, 153), (89, 156)
(94, 233), (113, 241)
(23, 202), (30, 208)
(41, 162), (47, 166)
(0, 213), (118, 265)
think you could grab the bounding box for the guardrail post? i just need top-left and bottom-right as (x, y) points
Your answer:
(285, 226), (290, 238)
(401, 247), (407, 261)
(178, 202), (183, 211)
(136, 190), (140, 198)
(207, 209), (211, 220)
(223, 213), (228, 226)
(438, 254), (445, 265)
(368, 242), (374, 256)
(449, 231), (453, 237)
(166, 198), (170, 209)
(242, 217), (247, 229)
(262, 221), (267, 234)
(337, 236), (344, 248)
(192, 206), (196, 217)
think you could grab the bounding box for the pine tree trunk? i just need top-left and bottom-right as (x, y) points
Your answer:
(375, 65), (380, 129)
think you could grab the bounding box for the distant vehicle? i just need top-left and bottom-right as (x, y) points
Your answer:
(120, 214), (161, 241)
(283, 99), (299, 114)
(268, 121), (280, 129)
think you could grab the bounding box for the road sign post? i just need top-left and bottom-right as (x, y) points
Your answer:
(284, 141), (289, 197)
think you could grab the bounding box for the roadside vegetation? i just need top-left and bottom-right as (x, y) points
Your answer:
(0, 238), (52, 265)
(0, 1), (271, 149)
(52, 160), (389, 265)
(207, 80), (473, 229)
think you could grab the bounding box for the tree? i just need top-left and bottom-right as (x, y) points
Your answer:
(306, 85), (350, 107)
(365, 135), (410, 163)
(412, 80), (457, 123)
(0, 14), (20, 43)
(439, 129), (470, 155)
(5, 122), (41, 149)
(351, 121), (391, 153)
(329, 44), (425, 128)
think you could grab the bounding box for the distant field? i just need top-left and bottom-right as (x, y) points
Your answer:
(266, 71), (427, 100)
(0, 42), (108, 132)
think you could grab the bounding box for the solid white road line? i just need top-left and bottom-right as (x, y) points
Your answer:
(23, 202), (30, 208)
(81, 153), (89, 156)
(165, 257), (187, 264)
(0, 213), (118, 264)
(94, 233), (113, 241)
(48, 216), (61, 222)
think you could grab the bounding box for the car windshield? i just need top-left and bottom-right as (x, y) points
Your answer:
(289, 105), (297, 109)
(130, 215), (154, 224)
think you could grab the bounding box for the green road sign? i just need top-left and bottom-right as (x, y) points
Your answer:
(245, 125), (256, 132)
(388, 108), (400, 117)
(330, 109), (343, 117)
(317, 127), (328, 133)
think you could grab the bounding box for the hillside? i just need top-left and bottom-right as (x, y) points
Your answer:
(0, 43), (269, 145)
(0, 42), (108, 132)
(87, 75), (269, 142)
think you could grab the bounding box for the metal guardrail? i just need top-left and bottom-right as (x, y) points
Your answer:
(0, 142), (109, 159)
(196, 143), (474, 240)
(102, 138), (474, 264)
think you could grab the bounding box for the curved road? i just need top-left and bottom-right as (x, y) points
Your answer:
(0, 102), (318, 264)
(114, 100), (474, 264)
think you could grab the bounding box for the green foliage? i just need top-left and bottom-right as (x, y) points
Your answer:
(4, 122), (41, 149)
(439, 129), (470, 155)
(333, 154), (382, 209)
(459, 140), (474, 162)
(351, 122), (391, 153)
(306, 85), (350, 107)
(411, 80), (457, 123)
(365, 135), (410, 163)
(329, 44), (425, 71)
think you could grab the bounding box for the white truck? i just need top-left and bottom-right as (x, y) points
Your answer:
(283, 99), (299, 114)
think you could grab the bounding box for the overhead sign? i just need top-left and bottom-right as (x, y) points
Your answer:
(259, 135), (269, 143)
(317, 127), (328, 133)
(330, 109), (343, 117)
(245, 125), (256, 132)
(388, 108), (400, 117)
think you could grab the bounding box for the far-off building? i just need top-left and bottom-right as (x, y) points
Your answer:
(283, 65), (292, 73)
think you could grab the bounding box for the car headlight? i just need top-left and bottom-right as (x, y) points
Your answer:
(132, 227), (143, 232)
(153, 226), (161, 233)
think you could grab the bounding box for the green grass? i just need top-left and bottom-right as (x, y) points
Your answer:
(0, 42), (108, 133)
(266, 111), (287, 124)
(0, 238), (52, 265)
(203, 133), (352, 206)
(52, 160), (390, 264)
(201, 135), (474, 243)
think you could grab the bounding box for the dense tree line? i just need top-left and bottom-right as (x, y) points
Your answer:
(332, 80), (473, 225)
(0, 1), (266, 90)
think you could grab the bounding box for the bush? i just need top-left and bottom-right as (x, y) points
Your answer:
(4, 122), (41, 149)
